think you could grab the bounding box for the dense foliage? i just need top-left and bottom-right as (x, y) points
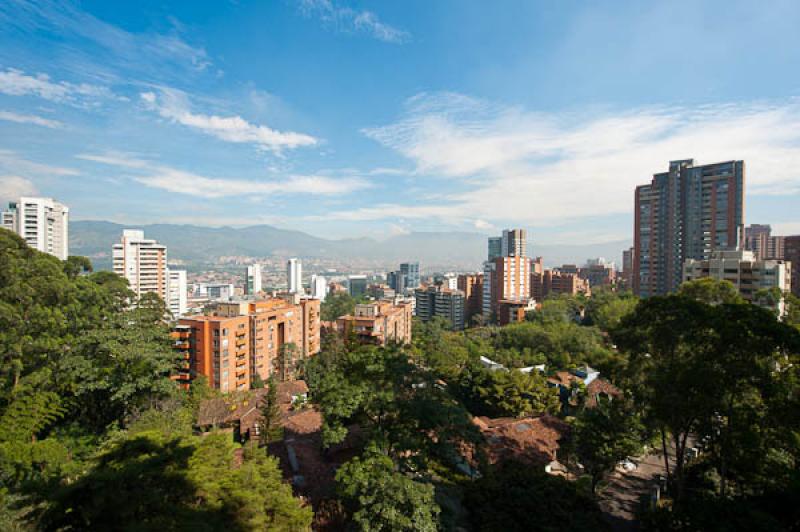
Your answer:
(0, 229), (310, 530)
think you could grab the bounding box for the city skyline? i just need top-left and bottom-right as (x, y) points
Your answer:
(2, 1), (800, 245)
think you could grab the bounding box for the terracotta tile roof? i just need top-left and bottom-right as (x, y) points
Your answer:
(197, 389), (267, 427)
(283, 408), (322, 435)
(547, 371), (579, 388)
(585, 378), (622, 408)
(197, 380), (309, 427)
(473, 415), (569, 466)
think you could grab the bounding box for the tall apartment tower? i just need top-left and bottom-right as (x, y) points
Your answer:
(113, 230), (168, 300)
(245, 264), (262, 295)
(744, 224), (785, 260)
(2, 197), (69, 259)
(310, 274), (327, 301)
(488, 237), (502, 260)
(634, 159), (745, 296)
(400, 262), (420, 289)
(785, 235), (800, 297)
(501, 229), (526, 257)
(483, 228), (531, 322)
(287, 258), (302, 294)
(167, 269), (188, 317)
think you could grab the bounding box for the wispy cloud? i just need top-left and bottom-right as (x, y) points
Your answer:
(359, 93), (800, 226)
(0, 68), (115, 105)
(0, 1), (211, 80)
(0, 149), (79, 176)
(78, 152), (369, 199)
(0, 109), (63, 128)
(297, 0), (410, 44)
(0, 175), (37, 203)
(140, 88), (318, 153)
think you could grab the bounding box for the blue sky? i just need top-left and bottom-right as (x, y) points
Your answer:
(2, 0), (800, 245)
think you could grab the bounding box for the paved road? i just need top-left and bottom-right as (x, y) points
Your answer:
(597, 450), (674, 531)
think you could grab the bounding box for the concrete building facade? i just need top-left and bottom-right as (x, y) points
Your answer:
(245, 264), (262, 295)
(2, 196), (69, 259)
(415, 285), (466, 330)
(113, 229), (168, 301)
(287, 258), (302, 294)
(684, 249), (791, 315)
(167, 269), (188, 317)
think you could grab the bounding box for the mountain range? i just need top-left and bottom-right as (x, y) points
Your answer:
(69, 220), (631, 271)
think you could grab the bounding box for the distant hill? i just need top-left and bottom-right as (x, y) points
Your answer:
(69, 220), (631, 271)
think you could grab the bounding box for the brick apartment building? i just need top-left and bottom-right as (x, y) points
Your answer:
(178, 296), (321, 392)
(335, 300), (413, 345)
(531, 270), (591, 300)
(457, 273), (483, 325)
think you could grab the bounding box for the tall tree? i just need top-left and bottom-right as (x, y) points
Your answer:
(564, 400), (644, 493)
(259, 375), (282, 446)
(335, 448), (440, 532)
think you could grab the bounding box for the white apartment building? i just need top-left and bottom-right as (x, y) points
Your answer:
(167, 269), (188, 317)
(684, 248), (792, 315)
(245, 264), (262, 295)
(310, 274), (327, 300)
(112, 230), (168, 300)
(2, 197), (69, 259)
(287, 258), (302, 294)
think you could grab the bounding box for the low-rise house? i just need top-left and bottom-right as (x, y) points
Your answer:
(196, 380), (311, 442)
(472, 415), (569, 468)
(546, 366), (621, 411)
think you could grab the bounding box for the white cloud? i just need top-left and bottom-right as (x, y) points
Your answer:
(0, 68), (115, 105)
(298, 0), (409, 43)
(0, 175), (37, 203)
(361, 93), (800, 225)
(78, 152), (369, 199)
(0, 110), (63, 128)
(771, 222), (800, 236)
(473, 219), (494, 231)
(0, 149), (79, 176)
(140, 88), (317, 153)
(76, 152), (150, 169)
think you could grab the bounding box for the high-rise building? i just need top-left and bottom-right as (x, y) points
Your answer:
(785, 235), (800, 297)
(744, 224), (785, 260)
(245, 264), (262, 295)
(488, 237), (502, 260)
(113, 230), (168, 300)
(387, 270), (407, 293)
(400, 262), (420, 289)
(634, 159), (745, 296)
(2, 196), (69, 259)
(621, 247), (634, 289)
(684, 249), (791, 315)
(415, 286), (466, 330)
(457, 273), (483, 325)
(167, 269), (187, 317)
(482, 229), (531, 322)
(310, 274), (328, 300)
(501, 229), (526, 257)
(287, 258), (302, 294)
(348, 275), (368, 298)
